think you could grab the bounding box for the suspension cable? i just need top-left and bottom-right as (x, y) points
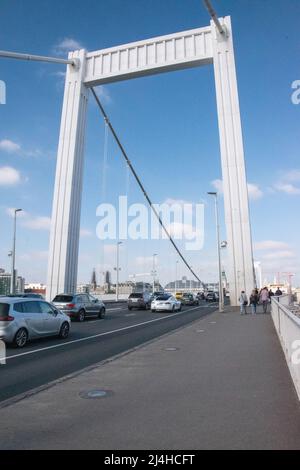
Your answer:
(203, 0), (225, 35)
(91, 87), (202, 284)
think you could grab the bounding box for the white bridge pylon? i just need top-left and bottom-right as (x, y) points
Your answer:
(46, 16), (254, 306)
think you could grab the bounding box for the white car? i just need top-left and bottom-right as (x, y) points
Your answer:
(151, 294), (181, 313)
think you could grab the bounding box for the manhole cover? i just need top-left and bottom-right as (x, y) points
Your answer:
(163, 347), (179, 351)
(79, 389), (113, 399)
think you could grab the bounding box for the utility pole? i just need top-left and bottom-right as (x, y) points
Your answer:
(10, 208), (22, 295)
(175, 260), (179, 294)
(115, 241), (122, 301)
(207, 192), (224, 312)
(152, 253), (157, 293)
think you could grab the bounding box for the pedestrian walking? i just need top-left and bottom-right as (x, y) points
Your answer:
(239, 290), (248, 314)
(275, 287), (283, 296)
(269, 289), (274, 298)
(260, 287), (269, 313)
(249, 290), (259, 314)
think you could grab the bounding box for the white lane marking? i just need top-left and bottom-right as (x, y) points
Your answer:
(4, 305), (205, 362)
(106, 307), (123, 312)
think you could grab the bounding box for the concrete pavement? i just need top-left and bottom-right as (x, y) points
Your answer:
(1, 308), (300, 450)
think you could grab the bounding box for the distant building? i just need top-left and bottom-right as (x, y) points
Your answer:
(0, 271), (11, 295)
(16, 276), (25, 294)
(164, 278), (204, 291)
(254, 261), (262, 289)
(77, 284), (91, 294)
(25, 283), (46, 296)
(91, 268), (97, 291)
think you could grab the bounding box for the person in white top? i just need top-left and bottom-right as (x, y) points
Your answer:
(239, 290), (248, 315)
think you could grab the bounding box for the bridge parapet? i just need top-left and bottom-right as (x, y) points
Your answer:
(271, 296), (300, 400)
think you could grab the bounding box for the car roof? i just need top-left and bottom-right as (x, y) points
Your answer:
(0, 297), (45, 304)
(55, 293), (76, 296)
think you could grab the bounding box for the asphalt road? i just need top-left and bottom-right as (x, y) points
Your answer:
(0, 301), (217, 403)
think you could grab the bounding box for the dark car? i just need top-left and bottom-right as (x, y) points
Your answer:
(206, 291), (217, 302)
(128, 292), (152, 310)
(181, 293), (199, 306)
(196, 292), (205, 301)
(52, 293), (106, 322)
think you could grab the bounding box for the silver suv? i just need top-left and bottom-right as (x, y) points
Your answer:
(0, 298), (71, 348)
(127, 292), (152, 310)
(52, 293), (106, 322)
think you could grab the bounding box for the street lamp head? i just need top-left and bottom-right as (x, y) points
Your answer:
(15, 208), (22, 213)
(207, 192), (217, 196)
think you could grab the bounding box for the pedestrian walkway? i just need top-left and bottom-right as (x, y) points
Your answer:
(1, 308), (300, 449)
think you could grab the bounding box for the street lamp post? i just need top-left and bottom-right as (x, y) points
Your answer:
(152, 254), (157, 293)
(207, 192), (224, 312)
(10, 208), (22, 295)
(175, 260), (178, 294)
(115, 241), (122, 301)
(189, 266), (193, 292)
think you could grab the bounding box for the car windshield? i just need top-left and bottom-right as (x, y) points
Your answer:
(129, 293), (143, 298)
(0, 303), (10, 318)
(156, 295), (171, 301)
(52, 295), (73, 303)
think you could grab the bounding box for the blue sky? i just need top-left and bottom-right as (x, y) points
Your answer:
(0, 0), (299, 288)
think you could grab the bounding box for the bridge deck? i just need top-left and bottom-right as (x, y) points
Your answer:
(0, 307), (300, 449)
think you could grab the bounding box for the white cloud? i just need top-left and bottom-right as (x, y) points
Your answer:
(247, 183), (263, 200)
(254, 240), (289, 251)
(54, 37), (84, 55)
(262, 250), (295, 260)
(166, 221), (195, 238)
(6, 207), (27, 218)
(103, 244), (125, 255)
(0, 166), (21, 186)
(211, 179), (223, 193)
(211, 179), (263, 200)
(0, 139), (21, 153)
(135, 256), (154, 267)
(80, 228), (93, 238)
(97, 86), (111, 103)
(20, 250), (48, 261)
(274, 183), (300, 195)
(283, 169), (300, 182)
(22, 216), (51, 231)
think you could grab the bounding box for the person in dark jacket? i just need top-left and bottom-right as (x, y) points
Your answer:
(275, 287), (283, 296)
(249, 289), (259, 314)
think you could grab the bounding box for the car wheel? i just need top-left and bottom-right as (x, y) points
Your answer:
(179, 304), (182, 311)
(172, 305), (175, 312)
(98, 307), (105, 319)
(78, 309), (85, 322)
(128, 306), (132, 311)
(59, 322), (70, 339)
(13, 328), (28, 348)
(151, 309), (156, 312)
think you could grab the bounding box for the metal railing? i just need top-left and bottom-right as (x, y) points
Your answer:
(271, 295), (300, 400)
